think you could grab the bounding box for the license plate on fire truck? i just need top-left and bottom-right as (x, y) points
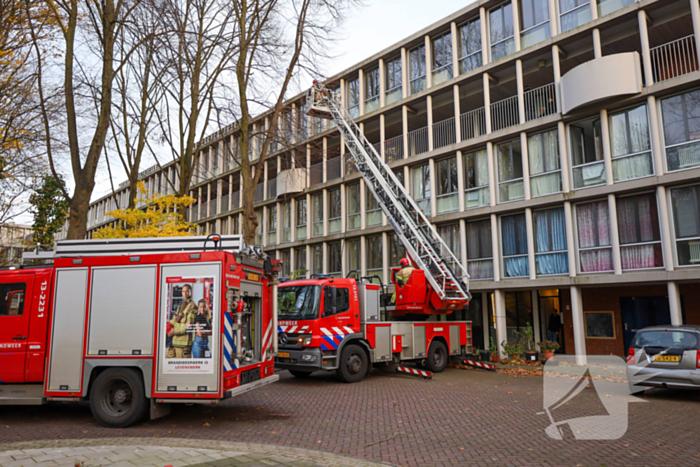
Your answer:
(278, 352), (290, 358)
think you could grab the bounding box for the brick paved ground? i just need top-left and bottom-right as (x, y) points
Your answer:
(1, 367), (699, 466)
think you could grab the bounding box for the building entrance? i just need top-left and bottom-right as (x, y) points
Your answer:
(620, 296), (671, 351)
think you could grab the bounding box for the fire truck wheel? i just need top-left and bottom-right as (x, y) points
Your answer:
(337, 344), (368, 383)
(426, 341), (448, 373)
(288, 370), (314, 378)
(89, 368), (148, 428)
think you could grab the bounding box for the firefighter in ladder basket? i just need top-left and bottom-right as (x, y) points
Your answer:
(395, 258), (414, 288)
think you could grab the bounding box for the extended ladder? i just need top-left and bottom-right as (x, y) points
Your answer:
(306, 84), (471, 303)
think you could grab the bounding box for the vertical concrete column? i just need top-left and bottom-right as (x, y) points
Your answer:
(306, 193), (312, 240)
(451, 22), (460, 74)
(564, 201), (577, 277)
(490, 213), (501, 282)
(532, 290), (542, 344)
(668, 281), (683, 325)
(322, 137), (328, 183)
(290, 247), (295, 274)
(480, 7), (489, 65)
(483, 73), (492, 134)
(558, 121), (571, 192)
(520, 132), (531, 200)
(306, 144), (311, 185)
(425, 35), (432, 88)
(402, 105), (410, 158)
(305, 245), (311, 278)
(494, 289), (508, 358)
(207, 184), (211, 218)
(648, 96), (664, 176)
(592, 29), (602, 59)
(638, 10), (654, 86)
(600, 109), (614, 185)
(404, 166), (410, 191)
(456, 150), (465, 212)
(339, 78), (346, 114)
(691, 0), (700, 64)
(454, 84), (462, 142)
(525, 207), (537, 280)
(360, 179), (366, 229)
(216, 179), (222, 214)
(340, 239), (347, 277)
(262, 205), (268, 247)
(427, 95), (434, 151)
(322, 188), (328, 237)
(238, 172), (243, 209)
(290, 197), (296, 242)
(360, 235), (367, 277)
(516, 60), (526, 125)
(340, 184), (346, 233)
(228, 174), (233, 211)
(382, 232), (389, 284)
(656, 185), (675, 272)
(552, 45), (563, 116)
(401, 47), (409, 99)
(459, 218), (468, 268)
(512, 0), (521, 52)
(380, 114), (386, 161)
(359, 68), (365, 116)
(607, 194), (623, 275)
(429, 158), (437, 217)
(570, 286), (587, 363)
(547, 0), (558, 37)
(275, 200), (281, 246)
(379, 58), (386, 107)
(487, 142), (497, 207)
(322, 242), (328, 274)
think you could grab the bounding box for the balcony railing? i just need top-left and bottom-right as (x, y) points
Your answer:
(327, 157), (341, 181)
(460, 107), (487, 141)
(267, 181), (277, 200)
(371, 142), (381, 156)
(220, 194), (229, 213)
(650, 35), (699, 84)
(432, 117), (456, 149)
(344, 153), (358, 175)
(310, 162), (323, 186)
(254, 184), (264, 203)
(490, 95), (520, 132)
(407, 126), (429, 157)
(231, 191), (240, 209)
(385, 135), (404, 163)
(524, 83), (557, 122)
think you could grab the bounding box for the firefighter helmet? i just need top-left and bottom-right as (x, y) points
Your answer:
(399, 258), (410, 267)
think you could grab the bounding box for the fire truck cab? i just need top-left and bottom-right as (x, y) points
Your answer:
(0, 236), (280, 427)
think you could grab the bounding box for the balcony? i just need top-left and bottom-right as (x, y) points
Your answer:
(310, 162), (323, 186)
(277, 168), (307, 197)
(254, 184), (264, 203)
(407, 127), (429, 157)
(385, 135), (404, 163)
(490, 95), (519, 132)
(524, 83), (557, 122)
(650, 35), (699, 84)
(460, 107), (486, 141)
(231, 191), (240, 209)
(220, 194), (229, 213)
(432, 117), (456, 149)
(267, 181), (277, 200)
(327, 157), (341, 181)
(345, 153), (358, 175)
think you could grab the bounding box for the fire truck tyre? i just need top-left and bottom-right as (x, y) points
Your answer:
(89, 368), (148, 428)
(426, 341), (448, 373)
(289, 370), (314, 378)
(337, 345), (368, 383)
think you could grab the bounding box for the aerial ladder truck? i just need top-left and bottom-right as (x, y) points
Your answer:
(274, 83), (473, 382)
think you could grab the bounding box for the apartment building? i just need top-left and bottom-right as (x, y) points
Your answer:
(87, 0), (700, 358)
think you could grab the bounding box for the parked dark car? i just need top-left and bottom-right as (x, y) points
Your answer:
(627, 325), (700, 392)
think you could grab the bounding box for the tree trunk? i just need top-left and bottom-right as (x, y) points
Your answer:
(66, 184), (91, 239)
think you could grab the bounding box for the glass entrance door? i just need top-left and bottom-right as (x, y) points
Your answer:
(538, 289), (563, 352)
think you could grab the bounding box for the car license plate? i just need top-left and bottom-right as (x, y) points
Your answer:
(247, 273), (260, 281)
(652, 355), (679, 362)
(278, 352), (290, 358)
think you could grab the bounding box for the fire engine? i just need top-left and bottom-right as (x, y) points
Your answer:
(274, 84), (473, 382)
(0, 235), (280, 427)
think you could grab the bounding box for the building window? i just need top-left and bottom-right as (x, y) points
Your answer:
(617, 193), (663, 270)
(388, 233), (407, 269)
(459, 18), (482, 74)
(497, 139), (524, 203)
(490, 2), (515, 62)
(505, 291), (534, 340)
(394, 169), (405, 187)
(295, 246), (307, 276)
(267, 205), (277, 245)
(560, 0), (591, 33)
(347, 238), (361, 277)
(346, 76), (360, 118)
(211, 145), (219, 176)
(281, 201), (292, 243)
(295, 197), (307, 240)
(467, 219), (493, 279)
(311, 244), (323, 275)
(533, 208), (568, 275)
(409, 45), (426, 95)
(609, 104), (653, 182)
(597, 0), (635, 18)
(569, 117), (605, 189)
(436, 156), (459, 214)
(501, 213), (529, 277)
(520, 0), (550, 49)
(328, 188), (341, 234)
(670, 184), (700, 266)
(366, 184), (382, 227)
(432, 31), (453, 86)
(463, 149), (489, 209)
(412, 164), (431, 216)
(255, 209), (263, 245)
(365, 67), (380, 113)
(328, 241), (342, 278)
(366, 235), (383, 282)
(576, 200), (613, 273)
(438, 224), (461, 271)
(346, 184), (361, 230)
(280, 249), (291, 278)
(312, 193), (323, 237)
(385, 56), (403, 105)
(528, 129), (562, 197)
(661, 89), (700, 172)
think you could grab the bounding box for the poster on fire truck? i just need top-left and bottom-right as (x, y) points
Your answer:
(162, 276), (216, 374)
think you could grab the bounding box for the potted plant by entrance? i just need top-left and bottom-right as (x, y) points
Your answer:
(489, 337), (499, 362)
(501, 340), (523, 362)
(538, 340), (560, 361)
(521, 324), (538, 362)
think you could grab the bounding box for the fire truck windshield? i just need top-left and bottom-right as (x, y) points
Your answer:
(278, 285), (321, 320)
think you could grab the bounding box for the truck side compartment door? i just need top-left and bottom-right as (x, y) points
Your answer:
(0, 275), (33, 383)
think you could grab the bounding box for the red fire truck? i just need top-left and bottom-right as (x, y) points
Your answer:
(0, 235), (280, 427)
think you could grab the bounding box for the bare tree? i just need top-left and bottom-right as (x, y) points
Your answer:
(232, 0), (353, 245)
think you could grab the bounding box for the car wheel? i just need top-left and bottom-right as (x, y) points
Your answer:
(89, 368), (148, 428)
(337, 344), (368, 383)
(426, 340), (448, 373)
